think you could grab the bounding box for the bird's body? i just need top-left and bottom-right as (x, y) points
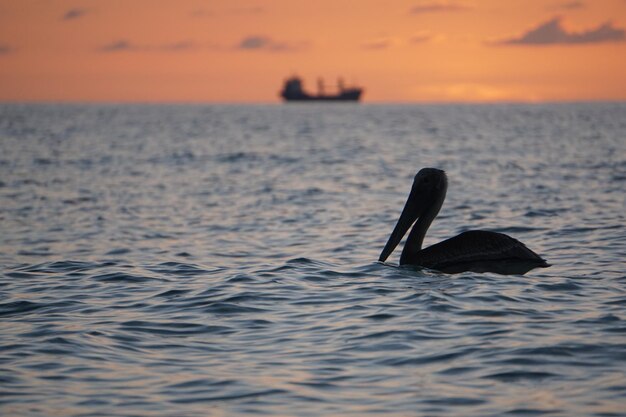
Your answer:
(379, 168), (549, 275)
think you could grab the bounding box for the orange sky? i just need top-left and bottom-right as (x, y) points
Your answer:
(1, 0), (625, 102)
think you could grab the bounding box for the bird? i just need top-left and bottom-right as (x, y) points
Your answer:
(378, 168), (550, 275)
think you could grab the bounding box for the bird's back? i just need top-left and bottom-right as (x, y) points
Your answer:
(403, 230), (550, 275)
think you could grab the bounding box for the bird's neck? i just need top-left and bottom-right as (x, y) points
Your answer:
(400, 189), (446, 263)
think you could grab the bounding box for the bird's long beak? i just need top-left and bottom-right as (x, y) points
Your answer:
(378, 188), (422, 263)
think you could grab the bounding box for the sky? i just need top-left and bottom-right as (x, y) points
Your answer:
(1, 0), (625, 103)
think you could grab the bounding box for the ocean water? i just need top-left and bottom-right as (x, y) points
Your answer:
(0, 102), (625, 417)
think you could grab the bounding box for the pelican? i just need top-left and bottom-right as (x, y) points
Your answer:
(379, 168), (550, 275)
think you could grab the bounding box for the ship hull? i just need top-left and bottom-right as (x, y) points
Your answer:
(281, 91), (362, 102)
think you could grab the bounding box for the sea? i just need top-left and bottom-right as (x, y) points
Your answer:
(0, 102), (625, 417)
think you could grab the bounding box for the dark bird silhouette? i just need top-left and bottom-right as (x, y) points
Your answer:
(379, 168), (550, 275)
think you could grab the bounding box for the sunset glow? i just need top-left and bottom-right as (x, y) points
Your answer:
(1, 0), (625, 102)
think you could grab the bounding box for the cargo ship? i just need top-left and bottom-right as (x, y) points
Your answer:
(280, 76), (363, 102)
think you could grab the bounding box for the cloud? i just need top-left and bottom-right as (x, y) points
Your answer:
(410, 1), (471, 14)
(236, 36), (307, 52)
(410, 32), (434, 43)
(0, 44), (15, 55)
(361, 37), (396, 50)
(361, 32), (439, 49)
(98, 36), (305, 54)
(238, 36), (270, 49)
(549, 1), (585, 10)
(160, 41), (197, 51)
(62, 8), (89, 20)
(495, 17), (625, 45)
(99, 40), (136, 52)
(98, 40), (198, 52)
(360, 32), (439, 50)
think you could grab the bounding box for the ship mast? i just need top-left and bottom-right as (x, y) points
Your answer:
(317, 78), (325, 96)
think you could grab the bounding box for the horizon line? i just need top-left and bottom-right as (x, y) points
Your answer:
(1, 99), (625, 106)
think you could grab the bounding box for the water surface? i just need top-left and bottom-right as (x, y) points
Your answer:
(1, 103), (625, 416)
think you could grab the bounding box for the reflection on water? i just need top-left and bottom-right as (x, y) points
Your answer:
(0, 103), (625, 416)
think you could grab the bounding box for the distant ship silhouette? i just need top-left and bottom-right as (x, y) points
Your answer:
(280, 76), (363, 102)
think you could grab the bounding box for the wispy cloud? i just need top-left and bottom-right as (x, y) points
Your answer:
(410, 1), (471, 14)
(98, 36), (303, 53)
(99, 40), (135, 52)
(361, 37), (396, 50)
(494, 17), (625, 45)
(549, 1), (585, 11)
(159, 41), (198, 51)
(410, 32), (434, 43)
(0, 44), (15, 55)
(98, 40), (198, 52)
(236, 36), (308, 52)
(62, 8), (89, 21)
(361, 32), (438, 50)
(238, 36), (269, 49)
